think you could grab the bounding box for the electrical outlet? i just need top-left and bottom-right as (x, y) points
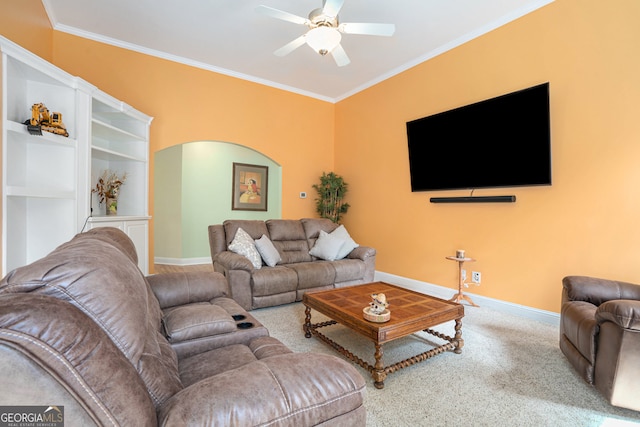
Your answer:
(461, 269), (467, 281)
(472, 271), (481, 284)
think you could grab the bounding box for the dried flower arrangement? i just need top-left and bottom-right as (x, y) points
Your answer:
(92, 170), (127, 205)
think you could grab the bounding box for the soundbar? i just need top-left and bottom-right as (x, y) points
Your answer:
(430, 195), (516, 203)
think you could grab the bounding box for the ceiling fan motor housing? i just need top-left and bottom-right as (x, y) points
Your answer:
(308, 8), (339, 29)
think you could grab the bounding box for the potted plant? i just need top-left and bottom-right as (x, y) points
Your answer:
(312, 172), (350, 223)
(92, 170), (127, 215)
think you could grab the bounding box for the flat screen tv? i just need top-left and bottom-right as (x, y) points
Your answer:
(406, 82), (551, 192)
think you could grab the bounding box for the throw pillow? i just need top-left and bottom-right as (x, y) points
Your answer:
(228, 227), (262, 269)
(255, 234), (281, 267)
(331, 225), (359, 259)
(309, 230), (345, 261)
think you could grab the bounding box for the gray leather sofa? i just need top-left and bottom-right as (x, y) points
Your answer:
(560, 275), (640, 411)
(208, 218), (376, 311)
(0, 227), (366, 426)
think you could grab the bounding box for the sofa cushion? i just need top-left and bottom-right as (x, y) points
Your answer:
(287, 262), (336, 290)
(228, 227), (262, 269)
(179, 344), (259, 387)
(255, 234), (281, 267)
(267, 220), (312, 264)
(178, 336), (293, 388)
(309, 230), (345, 261)
(158, 352), (366, 427)
(0, 229), (183, 408)
(163, 304), (237, 342)
(251, 266), (298, 296)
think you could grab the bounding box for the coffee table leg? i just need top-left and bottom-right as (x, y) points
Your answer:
(304, 305), (312, 338)
(454, 318), (464, 354)
(372, 343), (386, 389)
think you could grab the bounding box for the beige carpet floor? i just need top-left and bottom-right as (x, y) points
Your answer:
(251, 302), (640, 427)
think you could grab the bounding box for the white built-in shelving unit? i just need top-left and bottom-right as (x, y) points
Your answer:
(1, 36), (152, 274)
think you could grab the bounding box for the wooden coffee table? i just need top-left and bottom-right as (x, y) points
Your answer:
(303, 282), (464, 389)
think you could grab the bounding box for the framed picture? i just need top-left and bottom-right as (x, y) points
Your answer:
(232, 163), (268, 211)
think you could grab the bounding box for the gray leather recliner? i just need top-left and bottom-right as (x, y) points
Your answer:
(560, 275), (640, 412)
(0, 227), (366, 426)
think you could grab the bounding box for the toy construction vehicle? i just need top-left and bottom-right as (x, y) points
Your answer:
(24, 103), (69, 137)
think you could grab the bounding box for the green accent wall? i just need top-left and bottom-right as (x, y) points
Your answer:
(154, 141), (282, 261)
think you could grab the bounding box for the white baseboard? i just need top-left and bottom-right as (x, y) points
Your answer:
(374, 271), (560, 326)
(154, 257), (211, 266)
(149, 263), (559, 326)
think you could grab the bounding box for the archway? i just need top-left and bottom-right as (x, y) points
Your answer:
(154, 141), (282, 264)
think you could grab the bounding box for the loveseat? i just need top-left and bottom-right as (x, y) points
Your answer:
(208, 218), (376, 311)
(560, 275), (640, 411)
(0, 227), (366, 426)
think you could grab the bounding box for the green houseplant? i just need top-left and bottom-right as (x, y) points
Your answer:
(312, 172), (350, 223)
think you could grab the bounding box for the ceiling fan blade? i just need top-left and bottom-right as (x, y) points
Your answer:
(274, 35), (307, 57)
(255, 5), (309, 25)
(331, 44), (350, 67)
(322, 0), (345, 17)
(339, 22), (396, 36)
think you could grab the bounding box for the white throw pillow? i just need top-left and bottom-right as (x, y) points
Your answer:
(309, 230), (345, 261)
(330, 225), (359, 259)
(255, 234), (281, 267)
(228, 227), (262, 269)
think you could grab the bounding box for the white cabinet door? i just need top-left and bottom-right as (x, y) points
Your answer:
(86, 218), (149, 274)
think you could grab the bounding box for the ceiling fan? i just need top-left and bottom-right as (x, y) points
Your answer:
(256, 0), (395, 67)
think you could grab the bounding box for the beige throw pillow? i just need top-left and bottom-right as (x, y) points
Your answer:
(228, 227), (262, 269)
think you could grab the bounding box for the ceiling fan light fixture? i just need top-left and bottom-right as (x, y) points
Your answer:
(305, 26), (341, 56)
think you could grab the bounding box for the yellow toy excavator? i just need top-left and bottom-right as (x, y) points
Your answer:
(24, 103), (69, 137)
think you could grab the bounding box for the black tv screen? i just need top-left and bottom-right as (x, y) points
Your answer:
(406, 82), (551, 192)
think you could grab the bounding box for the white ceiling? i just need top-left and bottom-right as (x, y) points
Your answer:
(42, 0), (554, 103)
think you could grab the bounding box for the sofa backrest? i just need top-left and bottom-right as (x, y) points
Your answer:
(211, 218), (341, 265)
(0, 293), (157, 425)
(222, 220), (269, 246)
(301, 218), (339, 251)
(266, 219), (313, 264)
(0, 228), (183, 408)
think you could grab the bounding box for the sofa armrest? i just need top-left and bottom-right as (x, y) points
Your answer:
(347, 245), (376, 261)
(158, 353), (365, 426)
(596, 299), (640, 330)
(215, 251), (254, 272)
(562, 276), (640, 306)
(147, 271), (229, 309)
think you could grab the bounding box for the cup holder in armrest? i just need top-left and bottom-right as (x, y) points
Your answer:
(237, 322), (254, 329)
(232, 314), (246, 321)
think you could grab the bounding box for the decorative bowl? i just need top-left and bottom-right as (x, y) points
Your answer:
(363, 307), (391, 323)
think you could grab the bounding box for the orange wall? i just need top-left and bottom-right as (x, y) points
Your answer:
(0, 0), (52, 61)
(335, 0), (640, 312)
(3, 0), (640, 313)
(49, 34), (334, 266)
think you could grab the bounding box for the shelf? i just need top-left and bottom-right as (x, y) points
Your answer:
(6, 186), (75, 199)
(91, 117), (146, 142)
(2, 36), (150, 275)
(91, 145), (145, 162)
(5, 119), (77, 147)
